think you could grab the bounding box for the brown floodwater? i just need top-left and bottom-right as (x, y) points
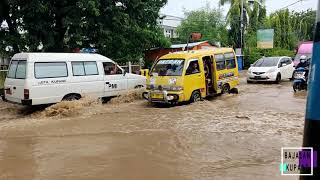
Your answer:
(0, 73), (306, 180)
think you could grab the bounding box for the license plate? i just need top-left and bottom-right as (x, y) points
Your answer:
(255, 76), (261, 79)
(5, 88), (12, 95)
(151, 93), (164, 99)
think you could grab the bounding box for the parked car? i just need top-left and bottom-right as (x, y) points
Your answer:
(247, 56), (295, 84)
(2, 53), (146, 106)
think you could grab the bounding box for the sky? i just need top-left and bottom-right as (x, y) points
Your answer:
(160, 0), (318, 18)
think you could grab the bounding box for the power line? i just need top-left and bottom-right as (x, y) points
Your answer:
(279, 0), (304, 10)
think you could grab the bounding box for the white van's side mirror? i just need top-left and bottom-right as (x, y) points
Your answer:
(250, 64), (253, 67)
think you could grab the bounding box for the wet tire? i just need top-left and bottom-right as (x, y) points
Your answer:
(63, 94), (81, 101)
(222, 84), (230, 94)
(190, 90), (201, 103)
(293, 85), (297, 93)
(230, 88), (239, 94)
(275, 73), (281, 84)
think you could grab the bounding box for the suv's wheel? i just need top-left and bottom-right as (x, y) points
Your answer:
(275, 73), (281, 84)
(190, 90), (201, 103)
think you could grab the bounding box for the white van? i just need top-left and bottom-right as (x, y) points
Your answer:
(2, 53), (146, 105)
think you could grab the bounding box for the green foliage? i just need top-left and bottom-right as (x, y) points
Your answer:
(176, 6), (228, 45)
(244, 48), (295, 67)
(0, 0), (170, 62)
(0, 71), (6, 89)
(220, 0), (266, 48)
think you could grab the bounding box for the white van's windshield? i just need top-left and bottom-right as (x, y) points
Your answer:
(151, 59), (185, 76)
(7, 60), (27, 79)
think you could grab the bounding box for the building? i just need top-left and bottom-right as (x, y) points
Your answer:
(145, 41), (216, 63)
(158, 14), (183, 38)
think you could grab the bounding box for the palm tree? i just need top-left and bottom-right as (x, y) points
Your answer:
(219, 0), (266, 47)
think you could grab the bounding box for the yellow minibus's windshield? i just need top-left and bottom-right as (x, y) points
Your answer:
(151, 59), (185, 76)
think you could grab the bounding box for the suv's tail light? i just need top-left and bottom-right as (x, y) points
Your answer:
(24, 89), (29, 99)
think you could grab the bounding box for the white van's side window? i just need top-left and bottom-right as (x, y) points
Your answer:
(103, 62), (122, 75)
(72, 61), (99, 76)
(72, 62), (85, 76)
(35, 62), (68, 79)
(7, 60), (27, 79)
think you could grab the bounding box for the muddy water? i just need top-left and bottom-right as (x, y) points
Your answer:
(0, 74), (306, 180)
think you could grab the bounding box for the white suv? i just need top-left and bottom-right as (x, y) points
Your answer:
(247, 56), (295, 83)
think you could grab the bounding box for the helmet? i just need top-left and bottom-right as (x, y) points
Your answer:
(300, 55), (307, 63)
(300, 55), (307, 60)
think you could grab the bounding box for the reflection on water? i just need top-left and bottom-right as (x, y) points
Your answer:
(0, 75), (306, 180)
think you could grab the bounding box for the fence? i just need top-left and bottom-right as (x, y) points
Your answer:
(119, 61), (142, 74)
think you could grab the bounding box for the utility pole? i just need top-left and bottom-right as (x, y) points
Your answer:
(300, 0), (320, 179)
(240, 0), (244, 53)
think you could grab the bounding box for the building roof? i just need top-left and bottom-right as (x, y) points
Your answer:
(170, 41), (209, 49)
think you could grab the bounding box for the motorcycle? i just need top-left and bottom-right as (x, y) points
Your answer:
(292, 67), (308, 92)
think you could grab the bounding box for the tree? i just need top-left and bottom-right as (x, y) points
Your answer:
(264, 9), (299, 50)
(176, 7), (228, 46)
(290, 10), (316, 41)
(0, 0), (24, 54)
(219, 0), (265, 48)
(0, 0), (170, 62)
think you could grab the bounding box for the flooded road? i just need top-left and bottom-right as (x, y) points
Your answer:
(0, 73), (306, 180)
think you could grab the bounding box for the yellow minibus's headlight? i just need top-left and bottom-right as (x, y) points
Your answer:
(169, 86), (183, 91)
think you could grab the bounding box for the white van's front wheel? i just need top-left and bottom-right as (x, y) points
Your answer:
(63, 94), (81, 101)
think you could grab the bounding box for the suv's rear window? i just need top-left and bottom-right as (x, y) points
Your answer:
(7, 60), (27, 79)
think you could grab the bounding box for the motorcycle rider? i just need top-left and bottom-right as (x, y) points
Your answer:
(296, 55), (309, 69)
(294, 55), (310, 85)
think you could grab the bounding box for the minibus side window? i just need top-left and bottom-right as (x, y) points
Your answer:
(35, 62), (68, 79)
(225, 53), (237, 69)
(186, 60), (200, 75)
(103, 62), (123, 75)
(7, 60), (26, 79)
(72, 61), (99, 76)
(215, 54), (226, 71)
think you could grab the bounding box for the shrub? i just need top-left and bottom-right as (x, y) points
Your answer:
(244, 48), (295, 68)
